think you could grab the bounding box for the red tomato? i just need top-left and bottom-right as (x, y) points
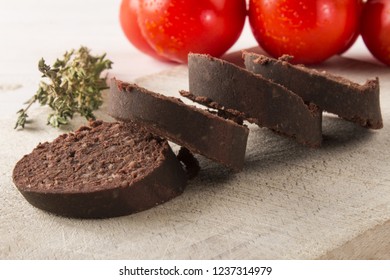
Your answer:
(361, 0), (390, 66)
(338, 30), (360, 55)
(119, 0), (161, 59)
(248, 0), (362, 64)
(339, 0), (364, 54)
(137, 0), (247, 63)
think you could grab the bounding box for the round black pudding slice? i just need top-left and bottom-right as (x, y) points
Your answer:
(12, 121), (187, 218)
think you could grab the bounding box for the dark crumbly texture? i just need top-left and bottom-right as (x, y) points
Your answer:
(12, 121), (187, 218)
(177, 147), (200, 180)
(180, 90), (248, 125)
(108, 78), (249, 171)
(243, 51), (383, 129)
(188, 53), (323, 147)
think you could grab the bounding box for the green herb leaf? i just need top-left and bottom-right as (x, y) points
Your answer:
(15, 47), (113, 129)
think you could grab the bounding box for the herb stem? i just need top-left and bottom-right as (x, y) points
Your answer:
(15, 47), (112, 129)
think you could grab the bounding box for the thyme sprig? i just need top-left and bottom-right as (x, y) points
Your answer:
(15, 47), (113, 129)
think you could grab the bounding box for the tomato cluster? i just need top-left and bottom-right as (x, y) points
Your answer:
(120, 0), (390, 66)
(120, 0), (246, 63)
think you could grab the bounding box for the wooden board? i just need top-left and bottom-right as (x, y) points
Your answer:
(0, 52), (389, 259)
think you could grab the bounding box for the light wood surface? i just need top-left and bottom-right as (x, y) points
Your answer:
(1, 53), (389, 259)
(0, 0), (389, 260)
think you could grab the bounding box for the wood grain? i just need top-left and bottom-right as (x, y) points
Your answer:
(1, 52), (389, 259)
(134, 53), (390, 259)
(319, 220), (390, 259)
